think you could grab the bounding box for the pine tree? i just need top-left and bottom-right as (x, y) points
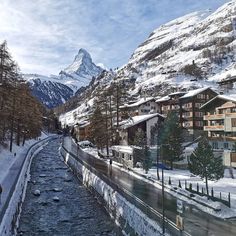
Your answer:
(160, 111), (183, 169)
(0, 41), (43, 149)
(89, 105), (107, 151)
(132, 128), (152, 174)
(189, 137), (224, 196)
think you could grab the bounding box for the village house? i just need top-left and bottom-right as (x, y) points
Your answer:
(120, 97), (158, 120)
(74, 120), (91, 142)
(156, 87), (218, 141)
(119, 113), (164, 146)
(201, 94), (236, 168)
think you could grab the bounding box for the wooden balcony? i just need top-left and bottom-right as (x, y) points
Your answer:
(204, 113), (236, 120)
(208, 136), (236, 141)
(204, 114), (225, 120)
(204, 125), (224, 131)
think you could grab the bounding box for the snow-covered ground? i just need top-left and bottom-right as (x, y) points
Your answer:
(0, 132), (48, 183)
(82, 146), (236, 219)
(131, 167), (236, 219)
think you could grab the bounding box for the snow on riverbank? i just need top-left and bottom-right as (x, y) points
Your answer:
(82, 146), (236, 219)
(132, 167), (236, 218)
(0, 132), (48, 183)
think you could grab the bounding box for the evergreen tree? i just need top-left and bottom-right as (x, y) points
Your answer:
(132, 128), (152, 174)
(0, 41), (43, 149)
(160, 111), (183, 169)
(189, 137), (224, 196)
(89, 105), (107, 151)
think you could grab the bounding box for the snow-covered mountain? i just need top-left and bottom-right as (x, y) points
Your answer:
(119, 0), (236, 95)
(24, 49), (104, 108)
(59, 0), (236, 121)
(25, 74), (74, 108)
(58, 48), (103, 92)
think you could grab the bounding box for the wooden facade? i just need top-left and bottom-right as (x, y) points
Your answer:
(156, 88), (218, 140)
(201, 95), (236, 167)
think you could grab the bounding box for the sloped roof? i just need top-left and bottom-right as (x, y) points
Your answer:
(120, 97), (155, 109)
(120, 113), (164, 129)
(180, 87), (211, 99)
(200, 94), (236, 110)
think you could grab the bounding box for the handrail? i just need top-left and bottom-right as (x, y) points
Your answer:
(0, 135), (57, 226)
(61, 144), (191, 236)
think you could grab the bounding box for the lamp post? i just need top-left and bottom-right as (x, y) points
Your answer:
(160, 143), (170, 235)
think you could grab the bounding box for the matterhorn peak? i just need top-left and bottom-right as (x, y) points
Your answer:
(74, 48), (92, 63)
(59, 48), (104, 92)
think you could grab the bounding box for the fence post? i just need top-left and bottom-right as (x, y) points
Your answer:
(228, 192), (231, 208)
(197, 183), (199, 193)
(185, 180), (187, 189)
(211, 188), (214, 197)
(168, 176), (171, 185)
(189, 183), (192, 191)
(220, 192), (221, 200)
(178, 180), (182, 188)
(202, 187), (204, 194)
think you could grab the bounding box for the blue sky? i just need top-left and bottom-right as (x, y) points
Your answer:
(0, 0), (230, 75)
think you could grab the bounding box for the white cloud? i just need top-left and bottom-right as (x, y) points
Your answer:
(0, 0), (230, 75)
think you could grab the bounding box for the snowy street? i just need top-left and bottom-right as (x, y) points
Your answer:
(17, 138), (122, 236)
(63, 137), (236, 236)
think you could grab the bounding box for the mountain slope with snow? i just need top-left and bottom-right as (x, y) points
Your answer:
(119, 0), (236, 95)
(58, 49), (103, 92)
(24, 49), (104, 108)
(25, 74), (74, 108)
(59, 1), (236, 122)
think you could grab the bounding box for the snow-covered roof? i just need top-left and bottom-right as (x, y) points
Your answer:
(180, 87), (211, 99)
(120, 97), (155, 109)
(156, 95), (170, 103)
(200, 94), (236, 109)
(169, 91), (186, 96)
(111, 145), (133, 154)
(120, 113), (164, 129)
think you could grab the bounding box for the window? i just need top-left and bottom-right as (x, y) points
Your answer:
(224, 142), (229, 149)
(212, 142), (218, 149)
(129, 155), (132, 160)
(122, 153), (124, 159)
(197, 94), (205, 99)
(232, 118), (236, 127)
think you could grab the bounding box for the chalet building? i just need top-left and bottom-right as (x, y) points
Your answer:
(111, 146), (136, 169)
(120, 97), (158, 119)
(217, 75), (236, 93)
(74, 121), (91, 141)
(119, 113), (164, 146)
(156, 87), (218, 140)
(201, 94), (236, 167)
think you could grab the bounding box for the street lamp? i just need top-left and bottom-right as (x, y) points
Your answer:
(160, 143), (170, 235)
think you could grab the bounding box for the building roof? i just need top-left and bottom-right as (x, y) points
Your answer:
(111, 145), (133, 154)
(120, 113), (164, 129)
(156, 95), (170, 103)
(200, 94), (236, 110)
(180, 87), (212, 99)
(156, 87), (215, 103)
(120, 97), (155, 109)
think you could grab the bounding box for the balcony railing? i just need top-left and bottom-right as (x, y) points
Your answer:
(204, 114), (225, 120)
(208, 136), (236, 141)
(204, 125), (224, 131)
(204, 113), (236, 120)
